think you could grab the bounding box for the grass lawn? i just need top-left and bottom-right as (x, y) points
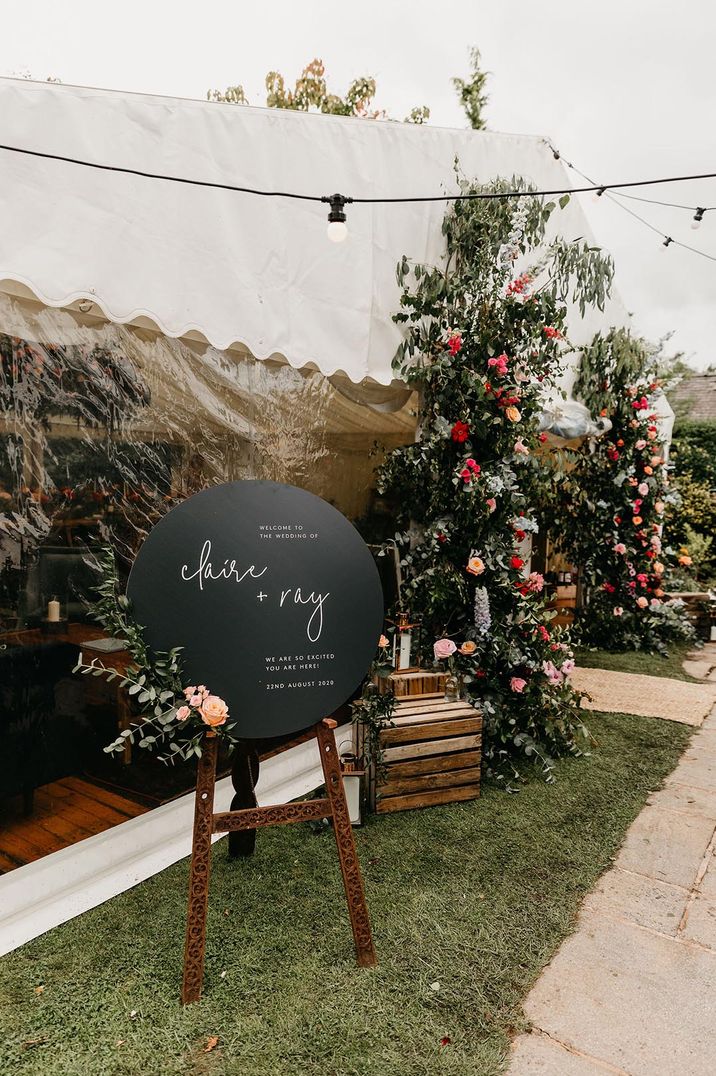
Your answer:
(0, 711), (692, 1076)
(574, 641), (698, 681)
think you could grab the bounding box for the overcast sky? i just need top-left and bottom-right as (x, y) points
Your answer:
(4, 1), (715, 368)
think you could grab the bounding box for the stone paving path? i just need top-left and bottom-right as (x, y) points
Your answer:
(509, 644), (716, 1075)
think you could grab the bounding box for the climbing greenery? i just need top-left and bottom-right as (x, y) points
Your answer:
(549, 328), (694, 652)
(378, 178), (614, 781)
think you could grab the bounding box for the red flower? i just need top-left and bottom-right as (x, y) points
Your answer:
(514, 529), (527, 542)
(543, 326), (562, 339)
(538, 432), (548, 443)
(440, 1037), (451, 1048)
(603, 582), (616, 593)
(437, 532), (447, 544)
(510, 556), (524, 570)
(607, 448), (619, 461)
(447, 332), (462, 356)
(451, 420), (470, 443)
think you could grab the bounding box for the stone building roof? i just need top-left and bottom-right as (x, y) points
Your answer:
(668, 374), (716, 422)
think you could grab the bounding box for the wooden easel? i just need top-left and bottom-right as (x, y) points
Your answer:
(181, 718), (377, 1004)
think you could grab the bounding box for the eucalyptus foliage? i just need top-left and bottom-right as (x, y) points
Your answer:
(75, 548), (240, 762)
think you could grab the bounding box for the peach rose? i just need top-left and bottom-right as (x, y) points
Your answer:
(653, 561), (665, 575)
(655, 500), (665, 514)
(459, 641), (477, 655)
(678, 554), (693, 567)
(199, 695), (229, 727)
(633, 516), (643, 526)
(636, 596), (649, 609)
(467, 555), (485, 575)
(504, 405), (521, 423)
(378, 635), (389, 649)
(176, 705), (190, 721)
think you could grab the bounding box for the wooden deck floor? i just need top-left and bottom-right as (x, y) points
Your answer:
(0, 777), (148, 874)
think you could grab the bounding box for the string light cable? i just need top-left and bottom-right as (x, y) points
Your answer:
(545, 140), (716, 258)
(0, 139), (715, 250)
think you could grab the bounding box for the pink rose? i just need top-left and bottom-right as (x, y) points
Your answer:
(514, 438), (529, 454)
(638, 483), (649, 496)
(614, 543), (626, 555)
(486, 497), (497, 513)
(613, 606), (623, 616)
(183, 686), (197, 699)
(199, 695), (229, 727)
(635, 439), (647, 450)
(510, 677), (527, 693)
(433, 638), (457, 661)
(189, 694), (202, 707)
(176, 705), (190, 721)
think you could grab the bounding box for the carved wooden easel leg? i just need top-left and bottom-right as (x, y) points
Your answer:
(316, 718), (377, 967)
(181, 732), (218, 1005)
(228, 741), (260, 858)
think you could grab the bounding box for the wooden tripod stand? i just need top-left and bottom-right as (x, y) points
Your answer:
(181, 718), (377, 1004)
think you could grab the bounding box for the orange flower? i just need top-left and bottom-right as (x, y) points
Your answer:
(459, 641), (477, 655)
(653, 561), (665, 575)
(504, 406), (521, 423)
(643, 466), (653, 475)
(633, 516), (643, 525)
(378, 634), (389, 649)
(199, 695), (229, 727)
(466, 555), (485, 576)
(679, 554), (693, 567)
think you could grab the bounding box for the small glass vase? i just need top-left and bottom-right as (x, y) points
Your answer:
(443, 674), (460, 702)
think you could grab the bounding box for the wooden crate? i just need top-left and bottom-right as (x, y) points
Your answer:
(375, 669), (448, 697)
(366, 694), (482, 814)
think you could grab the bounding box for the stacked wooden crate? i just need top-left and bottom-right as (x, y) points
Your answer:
(375, 668), (448, 697)
(366, 693), (482, 814)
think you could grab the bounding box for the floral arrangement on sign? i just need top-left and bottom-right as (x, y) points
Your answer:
(75, 548), (240, 761)
(549, 328), (693, 653)
(378, 176), (615, 781)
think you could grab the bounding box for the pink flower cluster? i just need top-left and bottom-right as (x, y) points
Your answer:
(459, 458), (481, 483)
(543, 658), (575, 684)
(178, 685), (229, 728)
(487, 353), (509, 376)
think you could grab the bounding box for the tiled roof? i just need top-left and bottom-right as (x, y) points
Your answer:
(668, 374), (716, 421)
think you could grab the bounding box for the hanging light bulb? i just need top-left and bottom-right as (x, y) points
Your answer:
(691, 207), (705, 230)
(591, 186), (606, 203)
(323, 193), (352, 243)
(661, 236), (673, 251)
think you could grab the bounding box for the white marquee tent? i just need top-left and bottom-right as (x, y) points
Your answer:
(0, 77), (649, 953)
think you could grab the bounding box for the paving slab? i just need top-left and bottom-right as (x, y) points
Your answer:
(613, 804), (715, 888)
(665, 750), (716, 792)
(701, 707), (716, 730)
(572, 667), (715, 725)
(522, 914), (716, 1076)
(688, 727), (716, 753)
(682, 659), (715, 680)
(698, 851), (716, 900)
(509, 1033), (622, 1075)
(647, 782), (716, 820)
(580, 868), (686, 935)
(681, 894), (716, 950)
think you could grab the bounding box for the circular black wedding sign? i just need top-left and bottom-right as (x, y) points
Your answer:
(127, 481), (384, 738)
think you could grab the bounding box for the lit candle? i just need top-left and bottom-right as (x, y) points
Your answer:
(47, 599), (60, 623)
